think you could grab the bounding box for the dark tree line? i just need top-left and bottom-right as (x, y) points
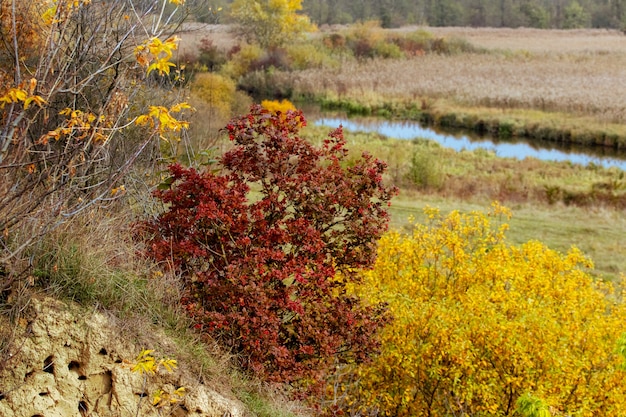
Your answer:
(180, 0), (626, 29)
(301, 0), (626, 29)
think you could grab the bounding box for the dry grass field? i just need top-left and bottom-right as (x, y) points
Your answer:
(177, 23), (239, 59)
(406, 27), (626, 53)
(287, 27), (626, 123)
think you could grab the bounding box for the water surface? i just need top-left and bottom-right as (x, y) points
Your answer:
(314, 117), (626, 171)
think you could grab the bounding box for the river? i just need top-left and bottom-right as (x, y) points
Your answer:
(313, 116), (626, 171)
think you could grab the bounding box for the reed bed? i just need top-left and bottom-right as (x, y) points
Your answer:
(288, 49), (626, 123)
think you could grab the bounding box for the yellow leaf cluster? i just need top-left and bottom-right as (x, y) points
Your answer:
(152, 386), (186, 408)
(39, 108), (107, 145)
(0, 79), (46, 110)
(130, 349), (178, 375)
(135, 103), (191, 139)
(348, 204), (626, 416)
(134, 36), (180, 76)
(129, 349), (184, 412)
(231, 0), (315, 48)
(261, 99), (297, 115)
(42, 0), (92, 24)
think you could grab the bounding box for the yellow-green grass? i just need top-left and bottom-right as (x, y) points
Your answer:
(302, 124), (626, 280)
(303, 123), (626, 202)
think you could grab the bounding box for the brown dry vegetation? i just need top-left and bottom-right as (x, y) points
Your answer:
(177, 23), (239, 60)
(180, 23), (626, 124)
(286, 30), (626, 124)
(177, 25), (626, 125)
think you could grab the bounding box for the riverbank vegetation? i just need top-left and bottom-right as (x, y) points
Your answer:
(293, 27), (626, 147)
(179, 21), (626, 149)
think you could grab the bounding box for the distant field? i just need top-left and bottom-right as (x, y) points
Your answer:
(177, 23), (238, 57)
(407, 26), (626, 53)
(205, 27), (611, 127)
(300, 55), (622, 117)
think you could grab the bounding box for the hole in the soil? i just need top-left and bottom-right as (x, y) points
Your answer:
(114, 359), (122, 364)
(78, 375), (87, 381)
(0, 392), (5, 401)
(68, 361), (80, 372)
(43, 356), (54, 374)
(38, 392), (48, 396)
(78, 400), (88, 416)
(31, 415), (44, 417)
(98, 348), (108, 355)
(24, 370), (34, 379)
(137, 392), (148, 398)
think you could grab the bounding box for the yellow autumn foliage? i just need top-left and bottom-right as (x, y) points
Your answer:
(347, 203), (626, 416)
(230, 0), (315, 48)
(261, 99), (297, 114)
(190, 73), (236, 120)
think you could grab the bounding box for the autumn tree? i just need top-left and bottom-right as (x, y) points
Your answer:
(139, 105), (396, 387)
(0, 0), (190, 286)
(230, 0), (315, 48)
(343, 204), (626, 416)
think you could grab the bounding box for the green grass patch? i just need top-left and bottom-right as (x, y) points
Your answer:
(302, 123), (626, 280)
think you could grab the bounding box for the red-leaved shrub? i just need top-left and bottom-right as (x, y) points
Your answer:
(139, 105), (396, 387)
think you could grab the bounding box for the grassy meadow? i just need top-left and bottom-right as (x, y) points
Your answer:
(300, 123), (626, 280)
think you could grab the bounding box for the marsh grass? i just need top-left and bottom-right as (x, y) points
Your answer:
(257, 26), (626, 152)
(415, 27), (626, 54)
(286, 49), (626, 123)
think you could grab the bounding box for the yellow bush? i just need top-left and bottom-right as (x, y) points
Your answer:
(346, 203), (626, 416)
(191, 73), (236, 119)
(260, 99), (296, 114)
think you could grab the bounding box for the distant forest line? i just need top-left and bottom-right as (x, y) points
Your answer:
(192, 0), (626, 29)
(301, 0), (625, 28)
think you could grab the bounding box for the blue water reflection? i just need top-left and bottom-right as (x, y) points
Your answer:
(314, 117), (626, 171)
